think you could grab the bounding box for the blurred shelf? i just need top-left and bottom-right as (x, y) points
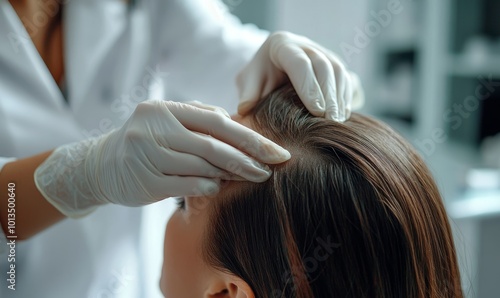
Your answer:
(448, 55), (500, 77)
(448, 169), (500, 219)
(448, 190), (500, 219)
(378, 37), (419, 54)
(370, 0), (499, 213)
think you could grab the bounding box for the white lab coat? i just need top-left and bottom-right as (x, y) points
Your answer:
(0, 0), (267, 296)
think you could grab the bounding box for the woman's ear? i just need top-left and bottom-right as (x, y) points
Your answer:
(205, 274), (255, 298)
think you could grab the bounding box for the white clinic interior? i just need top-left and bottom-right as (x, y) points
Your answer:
(228, 0), (500, 297)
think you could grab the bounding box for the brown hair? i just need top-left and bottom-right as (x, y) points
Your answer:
(203, 85), (463, 297)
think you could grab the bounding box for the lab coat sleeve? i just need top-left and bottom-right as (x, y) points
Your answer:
(154, 0), (269, 111)
(0, 157), (16, 255)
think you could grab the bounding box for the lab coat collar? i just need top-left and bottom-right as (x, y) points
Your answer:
(0, 0), (128, 112)
(0, 0), (67, 111)
(64, 0), (128, 112)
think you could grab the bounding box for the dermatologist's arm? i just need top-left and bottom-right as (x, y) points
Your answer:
(155, 0), (268, 106)
(0, 100), (290, 240)
(155, 0), (364, 121)
(0, 152), (65, 240)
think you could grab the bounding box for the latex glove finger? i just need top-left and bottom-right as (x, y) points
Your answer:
(89, 147), (222, 205)
(332, 64), (347, 122)
(305, 48), (341, 121)
(184, 100), (231, 119)
(349, 71), (365, 111)
(236, 59), (283, 116)
(316, 45), (366, 119)
(326, 55), (350, 121)
(269, 39), (326, 116)
(148, 140), (244, 181)
(237, 31), (364, 122)
(343, 73), (354, 121)
(160, 176), (221, 198)
(165, 101), (291, 164)
(172, 132), (272, 183)
(150, 146), (227, 178)
(145, 174), (221, 201)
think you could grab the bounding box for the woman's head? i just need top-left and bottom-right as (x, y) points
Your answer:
(160, 85), (463, 298)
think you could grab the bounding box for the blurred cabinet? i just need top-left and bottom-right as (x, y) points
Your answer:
(370, 1), (500, 297)
(447, 0), (500, 147)
(370, 0), (500, 148)
(368, 0), (422, 123)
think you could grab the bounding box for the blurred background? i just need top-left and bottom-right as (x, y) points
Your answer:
(228, 0), (500, 297)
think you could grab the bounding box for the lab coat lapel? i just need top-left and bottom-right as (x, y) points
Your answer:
(64, 0), (127, 111)
(0, 0), (66, 111)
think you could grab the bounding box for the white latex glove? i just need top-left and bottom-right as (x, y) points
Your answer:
(237, 31), (365, 122)
(184, 100), (232, 119)
(34, 100), (291, 218)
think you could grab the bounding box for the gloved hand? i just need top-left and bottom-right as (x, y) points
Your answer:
(34, 100), (291, 218)
(237, 31), (365, 122)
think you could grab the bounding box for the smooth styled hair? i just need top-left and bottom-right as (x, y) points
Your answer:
(203, 85), (463, 297)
